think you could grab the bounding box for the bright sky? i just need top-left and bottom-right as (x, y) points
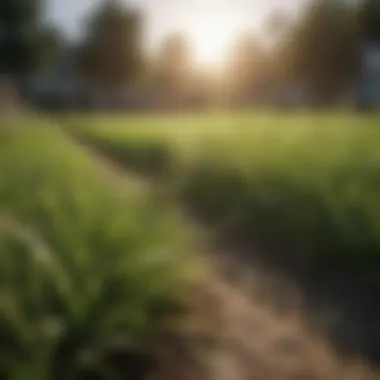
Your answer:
(45, 0), (309, 66)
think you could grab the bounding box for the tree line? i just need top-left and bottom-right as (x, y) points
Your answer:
(1, 0), (380, 107)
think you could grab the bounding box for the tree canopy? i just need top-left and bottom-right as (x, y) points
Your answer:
(0, 0), (59, 78)
(360, 0), (380, 42)
(76, 0), (143, 89)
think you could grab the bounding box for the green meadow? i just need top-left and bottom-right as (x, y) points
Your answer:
(3, 111), (380, 379)
(65, 111), (380, 270)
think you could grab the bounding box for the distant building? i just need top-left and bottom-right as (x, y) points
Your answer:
(358, 42), (380, 108)
(356, 0), (380, 109)
(27, 46), (80, 108)
(27, 45), (147, 111)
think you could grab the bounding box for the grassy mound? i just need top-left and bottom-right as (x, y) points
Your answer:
(0, 120), (195, 380)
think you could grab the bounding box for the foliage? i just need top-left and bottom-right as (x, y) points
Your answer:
(226, 33), (269, 104)
(360, 0), (380, 42)
(151, 33), (198, 105)
(0, 0), (60, 77)
(76, 0), (143, 88)
(0, 119), (193, 380)
(273, 0), (361, 102)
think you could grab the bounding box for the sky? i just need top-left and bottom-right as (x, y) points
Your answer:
(44, 0), (309, 59)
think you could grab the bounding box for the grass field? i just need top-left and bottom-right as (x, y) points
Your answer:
(64, 111), (380, 272)
(0, 118), (196, 380)
(2, 112), (380, 380)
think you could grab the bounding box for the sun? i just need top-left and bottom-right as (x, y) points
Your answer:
(189, 19), (235, 68)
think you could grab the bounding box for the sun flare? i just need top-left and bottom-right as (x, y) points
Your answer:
(189, 19), (236, 68)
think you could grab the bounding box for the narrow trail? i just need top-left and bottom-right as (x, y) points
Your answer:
(78, 139), (378, 380)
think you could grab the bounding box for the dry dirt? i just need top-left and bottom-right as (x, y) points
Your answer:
(191, 254), (377, 380)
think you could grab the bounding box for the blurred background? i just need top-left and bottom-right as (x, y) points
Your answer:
(1, 0), (380, 111)
(2, 1), (380, 380)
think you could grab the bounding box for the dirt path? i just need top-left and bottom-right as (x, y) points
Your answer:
(79, 139), (378, 380)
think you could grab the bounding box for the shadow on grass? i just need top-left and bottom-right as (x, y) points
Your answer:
(182, 195), (380, 366)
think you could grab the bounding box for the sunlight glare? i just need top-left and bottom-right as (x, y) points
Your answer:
(189, 18), (236, 68)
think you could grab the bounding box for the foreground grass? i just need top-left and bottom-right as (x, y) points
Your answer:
(64, 111), (380, 272)
(0, 119), (195, 380)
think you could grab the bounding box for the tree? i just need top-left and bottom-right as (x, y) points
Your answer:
(0, 0), (57, 78)
(154, 33), (193, 94)
(359, 0), (380, 43)
(76, 0), (143, 89)
(356, 0), (380, 110)
(226, 32), (268, 104)
(37, 25), (62, 72)
(276, 0), (361, 103)
(264, 9), (293, 45)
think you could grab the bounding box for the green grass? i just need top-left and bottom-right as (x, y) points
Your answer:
(63, 111), (380, 271)
(0, 118), (195, 380)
